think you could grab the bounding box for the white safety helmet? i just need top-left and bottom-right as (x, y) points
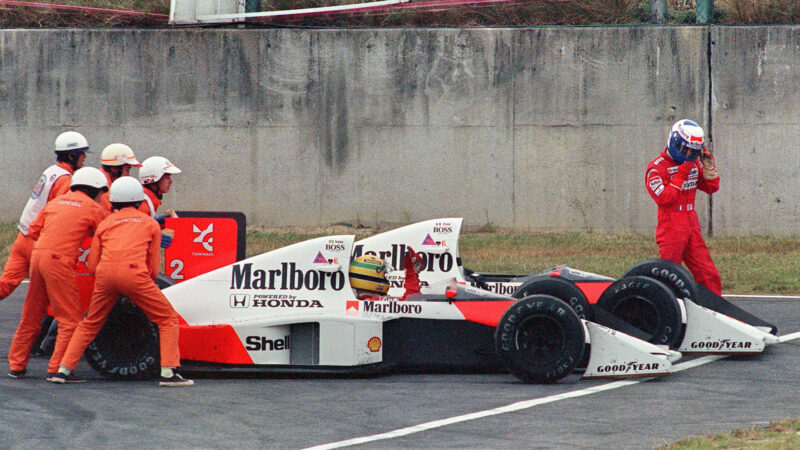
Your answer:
(70, 167), (108, 189)
(109, 176), (145, 203)
(139, 156), (182, 185)
(55, 131), (90, 153)
(101, 143), (142, 167)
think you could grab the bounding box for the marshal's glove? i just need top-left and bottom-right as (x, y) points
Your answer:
(161, 229), (174, 249)
(155, 209), (179, 225)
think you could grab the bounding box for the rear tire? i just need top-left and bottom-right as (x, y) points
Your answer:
(495, 295), (585, 384)
(596, 276), (683, 348)
(622, 259), (698, 301)
(513, 276), (593, 321)
(84, 274), (176, 381)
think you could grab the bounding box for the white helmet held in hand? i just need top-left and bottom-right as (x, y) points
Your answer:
(55, 131), (90, 153)
(139, 156), (181, 185)
(70, 167), (108, 189)
(110, 176), (145, 202)
(101, 143), (142, 167)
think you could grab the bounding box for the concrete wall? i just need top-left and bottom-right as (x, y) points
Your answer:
(1, 26), (798, 235)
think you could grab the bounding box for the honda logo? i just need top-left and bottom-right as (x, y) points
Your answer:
(229, 294), (250, 308)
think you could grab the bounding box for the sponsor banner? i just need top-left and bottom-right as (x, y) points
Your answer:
(165, 212), (246, 283)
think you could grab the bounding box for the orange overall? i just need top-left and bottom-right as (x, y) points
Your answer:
(138, 188), (161, 218)
(98, 170), (114, 213)
(59, 207), (181, 371)
(7, 190), (107, 374)
(0, 162), (73, 299)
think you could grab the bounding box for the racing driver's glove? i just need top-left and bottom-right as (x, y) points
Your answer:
(400, 247), (422, 299)
(701, 147), (718, 180)
(670, 161), (695, 191)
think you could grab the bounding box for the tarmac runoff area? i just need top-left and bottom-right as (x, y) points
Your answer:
(0, 284), (798, 449)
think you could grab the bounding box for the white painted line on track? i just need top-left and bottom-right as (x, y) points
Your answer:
(724, 294), (800, 300)
(305, 332), (800, 450)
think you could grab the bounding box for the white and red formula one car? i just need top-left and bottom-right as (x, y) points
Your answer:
(354, 218), (779, 355)
(83, 219), (687, 384)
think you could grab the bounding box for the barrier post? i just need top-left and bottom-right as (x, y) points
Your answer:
(696, 0), (713, 24)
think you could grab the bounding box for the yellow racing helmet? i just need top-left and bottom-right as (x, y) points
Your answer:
(350, 255), (390, 295)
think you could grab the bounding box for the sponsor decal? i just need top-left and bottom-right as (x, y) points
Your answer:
(363, 300), (422, 315)
(689, 339), (752, 350)
(346, 300), (359, 316)
(230, 262), (345, 291)
(654, 185), (664, 196)
(230, 294), (250, 308)
(433, 222), (453, 234)
(352, 244), (454, 274)
(325, 243), (346, 251)
(192, 223), (214, 253)
(648, 267), (691, 298)
(649, 177), (662, 192)
(683, 179), (698, 190)
(421, 234), (437, 246)
(245, 335), (291, 351)
(471, 282), (519, 296)
(594, 361), (663, 373)
(251, 294), (322, 308)
(367, 337), (382, 352)
(78, 246), (90, 265)
(31, 175), (46, 199)
(313, 252), (328, 264)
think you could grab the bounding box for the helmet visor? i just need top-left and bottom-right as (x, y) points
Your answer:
(676, 140), (702, 161)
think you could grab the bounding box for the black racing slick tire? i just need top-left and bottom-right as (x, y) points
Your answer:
(622, 259), (698, 301)
(596, 276), (684, 348)
(513, 276), (593, 321)
(495, 295), (585, 384)
(84, 274), (176, 381)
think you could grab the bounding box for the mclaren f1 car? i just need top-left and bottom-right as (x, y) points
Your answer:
(83, 232), (682, 384)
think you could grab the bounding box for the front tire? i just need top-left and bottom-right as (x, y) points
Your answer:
(513, 276), (593, 321)
(495, 295), (585, 384)
(84, 274), (176, 381)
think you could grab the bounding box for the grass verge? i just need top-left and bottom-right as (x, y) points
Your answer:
(1, 222), (798, 294)
(659, 417), (800, 449)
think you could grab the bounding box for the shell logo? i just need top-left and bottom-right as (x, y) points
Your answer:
(367, 336), (382, 353)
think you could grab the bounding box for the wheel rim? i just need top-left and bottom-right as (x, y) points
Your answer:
(514, 314), (566, 366)
(610, 295), (660, 339)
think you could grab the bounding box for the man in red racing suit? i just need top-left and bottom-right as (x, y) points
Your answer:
(646, 119), (721, 295)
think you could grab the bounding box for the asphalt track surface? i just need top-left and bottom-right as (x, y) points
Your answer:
(1, 284), (799, 449)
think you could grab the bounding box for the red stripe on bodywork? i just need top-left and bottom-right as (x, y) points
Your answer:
(574, 281), (612, 304)
(453, 301), (514, 327)
(179, 321), (254, 364)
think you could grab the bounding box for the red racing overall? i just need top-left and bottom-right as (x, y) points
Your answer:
(646, 148), (721, 295)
